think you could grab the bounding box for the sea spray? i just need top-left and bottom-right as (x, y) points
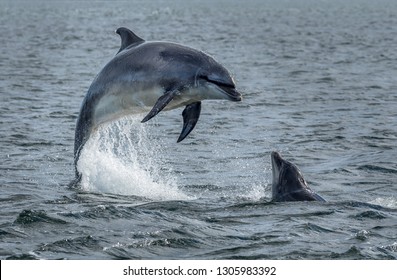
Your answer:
(77, 116), (189, 200)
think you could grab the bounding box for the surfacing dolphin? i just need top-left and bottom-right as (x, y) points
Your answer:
(271, 151), (326, 202)
(73, 27), (242, 180)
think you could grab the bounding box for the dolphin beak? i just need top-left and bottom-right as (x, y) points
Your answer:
(200, 74), (242, 102)
(219, 85), (242, 102)
(271, 151), (282, 180)
(271, 152), (283, 168)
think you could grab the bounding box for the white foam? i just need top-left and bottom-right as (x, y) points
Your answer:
(247, 183), (269, 201)
(369, 197), (397, 209)
(77, 117), (189, 201)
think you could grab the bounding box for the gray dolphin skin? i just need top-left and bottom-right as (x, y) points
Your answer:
(73, 27), (242, 180)
(271, 151), (326, 202)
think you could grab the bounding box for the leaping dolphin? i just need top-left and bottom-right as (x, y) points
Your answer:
(73, 27), (242, 180)
(271, 151), (326, 202)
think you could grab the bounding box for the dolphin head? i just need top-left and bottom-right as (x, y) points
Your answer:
(271, 151), (325, 202)
(271, 151), (305, 198)
(154, 44), (242, 103)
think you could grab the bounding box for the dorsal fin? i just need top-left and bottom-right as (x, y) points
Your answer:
(115, 27), (144, 53)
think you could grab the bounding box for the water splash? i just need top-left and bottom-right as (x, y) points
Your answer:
(369, 197), (397, 209)
(77, 117), (189, 201)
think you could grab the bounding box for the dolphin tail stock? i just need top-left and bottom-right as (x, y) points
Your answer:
(178, 102), (201, 143)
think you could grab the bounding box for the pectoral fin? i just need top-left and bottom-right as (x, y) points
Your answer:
(141, 89), (178, 123)
(177, 102), (201, 143)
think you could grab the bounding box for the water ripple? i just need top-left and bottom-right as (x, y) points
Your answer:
(14, 210), (68, 225)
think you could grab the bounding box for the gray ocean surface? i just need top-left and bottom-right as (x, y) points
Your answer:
(1, 0), (397, 259)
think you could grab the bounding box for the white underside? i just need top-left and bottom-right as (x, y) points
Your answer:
(93, 86), (163, 127)
(92, 83), (230, 130)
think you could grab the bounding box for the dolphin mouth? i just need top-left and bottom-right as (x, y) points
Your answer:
(217, 84), (242, 102)
(200, 75), (242, 101)
(271, 151), (283, 182)
(271, 151), (283, 169)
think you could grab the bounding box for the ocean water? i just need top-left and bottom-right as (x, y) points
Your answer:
(1, 0), (397, 259)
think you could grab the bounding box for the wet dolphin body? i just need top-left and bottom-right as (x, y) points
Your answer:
(73, 27), (242, 180)
(271, 151), (326, 202)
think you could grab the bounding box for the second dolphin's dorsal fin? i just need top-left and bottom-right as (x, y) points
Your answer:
(115, 27), (144, 53)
